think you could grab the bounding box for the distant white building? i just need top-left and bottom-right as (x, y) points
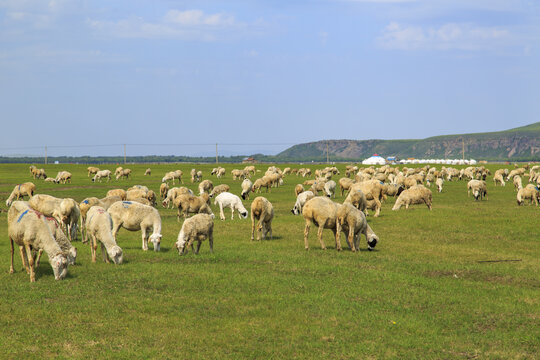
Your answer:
(398, 158), (478, 165)
(362, 154), (386, 165)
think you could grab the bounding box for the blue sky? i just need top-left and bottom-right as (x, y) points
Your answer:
(1, 0), (538, 157)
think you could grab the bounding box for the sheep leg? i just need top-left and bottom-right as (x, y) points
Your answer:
(267, 221), (272, 240)
(209, 231), (214, 253)
(332, 228), (342, 251)
(317, 222), (327, 250)
(374, 199), (381, 217)
(9, 237), (15, 274)
(91, 235), (98, 263)
(231, 206), (235, 220)
(303, 219), (312, 250)
(35, 249), (43, 268)
(111, 222), (122, 241)
(195, 241), (202, 254)
(24, 244), (35, 282)
(101, 243), (109, 263)
(250, 213), (256, 241)
(141, 227), (149, 251)
(348, 227), (357, 252)
(218, 203), (225, 221)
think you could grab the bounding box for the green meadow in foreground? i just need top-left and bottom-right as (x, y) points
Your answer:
(0, 163), (538, 359)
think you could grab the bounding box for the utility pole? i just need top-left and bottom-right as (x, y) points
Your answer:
(216, 143), (218, 164)
(123, 144), (127, 164)
(44, 146), (47, 164)
(462, 138), (465, 160)
(326, 141), (329, 164)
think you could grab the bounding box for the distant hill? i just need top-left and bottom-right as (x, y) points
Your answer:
(276, 122), (540, 161)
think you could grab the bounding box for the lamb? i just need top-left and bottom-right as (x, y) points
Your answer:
(8, 201), (68, 282)
(214, 192), (248, 220)
(250, 196), (274, 241)
(87, 166), (100, 177)
(174, 214), (214, 255)
(209, 184), (230, 198)
(516, 186), (539, 206)
(107, 201), (162, 251)
(144, 168), (151, 176)
(392, 185), (433, 210)
(323, 180), (336, 198)
(336, 203), (378, 252)
(107, 189), (127, 200)
(245, 165), (256, 175)
(162, 187), (193, 208)
(295, 184), (305, 197)
(241, 179), (253, 200)
(28, 194), (80, 241)
(513, 175), (523, 191)
(115, 168), (131, 180)
(435, 178), (444, 193)
(302, 196), (342, 251)
(291, 191), (315, 215)
(85, 206), (123, 264)
(173, 193), (213, 221)
(198, 179), (214, 195)
(92, 170), (112, 182)
(467, 180), (488, 201)
(6, 182), (36, 206)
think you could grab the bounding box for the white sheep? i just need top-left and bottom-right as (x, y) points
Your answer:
(324, 180), (336, 198)
(517, 185), (539, 206)
(241, 179), (253, 200)
(85, 206), (123, 264)
(162, 187), (193, 208)
(291, 191), (315, 215)
(198, 179), (214, 195)
(174, 214), (214, 255)
(107, 201), (162, 251)
(173, 193), (213, 221)
(336, 203), (378, 252)
(392, 185), (433, 210)
(467, 180), (488, 201)
(7, 201), (68, 282)
(5, 182), (36, 206)
(250, 196), (274, 241)
(435, 178), (444, 193)
(209, 184), (230, 198)
(28, 194), (80, 242)
(214, 192), (248, 220)
(92, 170), (112, 182)
(302, 196), (342, 251)
(144, 168), (151, 176)
(513, 175), (523, 192)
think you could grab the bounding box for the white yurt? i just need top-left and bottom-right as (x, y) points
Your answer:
(362, 154), (386, 165)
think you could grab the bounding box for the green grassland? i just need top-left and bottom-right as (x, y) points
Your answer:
(0, 163), (538, 359)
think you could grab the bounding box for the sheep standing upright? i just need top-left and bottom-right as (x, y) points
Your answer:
(336, 203), (378, 252)
(214, 192), (248, 220)
(302, 197), (342, 251)
(250, 196), (274, 241)
(85, 206), (123, 264)
(174, 214), (214, 255)
(7, 201), (68, 282)
(107, 201), (163, 251)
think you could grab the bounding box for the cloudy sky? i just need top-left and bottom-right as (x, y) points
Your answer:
(1, 0), (538, 157)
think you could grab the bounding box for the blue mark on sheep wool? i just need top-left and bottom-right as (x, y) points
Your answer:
(536, 186), (539, 191)
(17, 210), (29, 223)
(123, 201), (132, 205)
(82, 200), (89, 204)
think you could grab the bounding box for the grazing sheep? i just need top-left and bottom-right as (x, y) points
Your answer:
(196, 171), (203, 182)
(214, 192), (248, 220)
(162, 187), (193, 208)
(42, 215), (77, 266)
(107, 201), (162, 251)
(116, 168), (131, 180)
(92, 170), (112, 182)
(493, 172), (506, 186)
(343, 189), (367, 213)
(250, 196), (274, 241)
(174, 214), (214, 255)
(106, 189), (127, 200)
(336, 203), (378, 252)
(216, 168), (226, 178)
(55, 171), (72, 184)
(241, 179), (253, 200)
(381, 184), (404, 199)
(44, 177), (56, 183)
(209, 184), (230, 198)
(85, 206), (123, 264)
(198, 180), (214, 195)
(516, 186), (539, 206)
(114, 167), (123, 177)
(392, 185), (433, 210)
(349, 180), (384, 217)
(5, 182), (36, 206)
(338, 178), (355, 196)
(295, 184), (305, 197)
(507, 168), (526, 181)
(87, 167), (100, 177)
(467, 180), (488, 201)
(324, 180), (336, 198)
(291, 191), (315, 215)
(28, 194), (80, 241)
(513, 175), (523, 192)
(126, 189), (148, 201)
(173, 193), (213, 221)
(162, 171), (176, 184)
(231, 169), (247, 180)
(144, 168), (151, 176)
(7, 201), (68, 282)
(302, 196), (342, 251)
(309, 180), (326, 195)
(435, 178), (444, 193)
(252, 177), (271, 193)
(160, 183), (170, 200)
(190, 169), (201, 183)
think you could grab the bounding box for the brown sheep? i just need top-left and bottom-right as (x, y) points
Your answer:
(250, 196), (274, 241)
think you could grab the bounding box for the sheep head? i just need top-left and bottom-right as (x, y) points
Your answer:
(51, 254), (68, 280)
(149, 233), (162, 252)
(108, 245), (123, 264)
(175, 230), (187, 255)
(367, 234), (378, 251)
(67, 247), (77, 265)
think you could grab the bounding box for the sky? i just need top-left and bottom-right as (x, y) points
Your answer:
(0, 0), (539, 157)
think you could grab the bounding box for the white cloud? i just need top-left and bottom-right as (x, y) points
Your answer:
(378, 22), (511, 51)
(164, 9), (235, 27)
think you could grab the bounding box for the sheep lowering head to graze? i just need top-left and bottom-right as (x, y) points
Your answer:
(467, 180), (488, 201)
(107, 201), (162, 251)
(392, 185), (433, 210)
(435, 178), (444, 193)
(250, 196), (274, 241)
(87, 166), (100, 177)
(516, 185), (539, 206)
(291, 191), (315, 215)
(115, 168), (131, 180)
(173, 193), (213, 221)
(5, 182), (36, 206)
(294, 184), (304, 197)
(174, 214), (214, 255)
(513, 175), (523, 192)
(241, 179), (253, 200)
(144, 168), (151, 176)
(343, 189), (367, 213)
(214, 192), (248, 221)
(338, 177), (355, 196)
(336, 203), (378, 252)
(28, 194), (80, 242)
(198, 179), (214, 195)
(323, 180), (336, 198)
(302, 196), (342, 251)
(7, 201), (68, 282)
(348, 180), (384, 217)
(92, 170), (112, 182)
(85, 206), (123, 264)
(160, 183), (170, 201)
(209, 184), (230, 198)
(162, 186), (193, 208)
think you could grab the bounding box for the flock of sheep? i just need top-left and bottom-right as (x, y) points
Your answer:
(5, 162), (540, 282)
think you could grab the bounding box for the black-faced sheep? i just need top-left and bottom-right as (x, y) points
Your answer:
(291, 191), (315, 215)
(336, 203), (378, 252)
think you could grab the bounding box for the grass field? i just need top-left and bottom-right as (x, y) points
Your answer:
(0, 163), (538, 359)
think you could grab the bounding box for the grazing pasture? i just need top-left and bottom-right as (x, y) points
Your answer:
(0, 163), (538, 359)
